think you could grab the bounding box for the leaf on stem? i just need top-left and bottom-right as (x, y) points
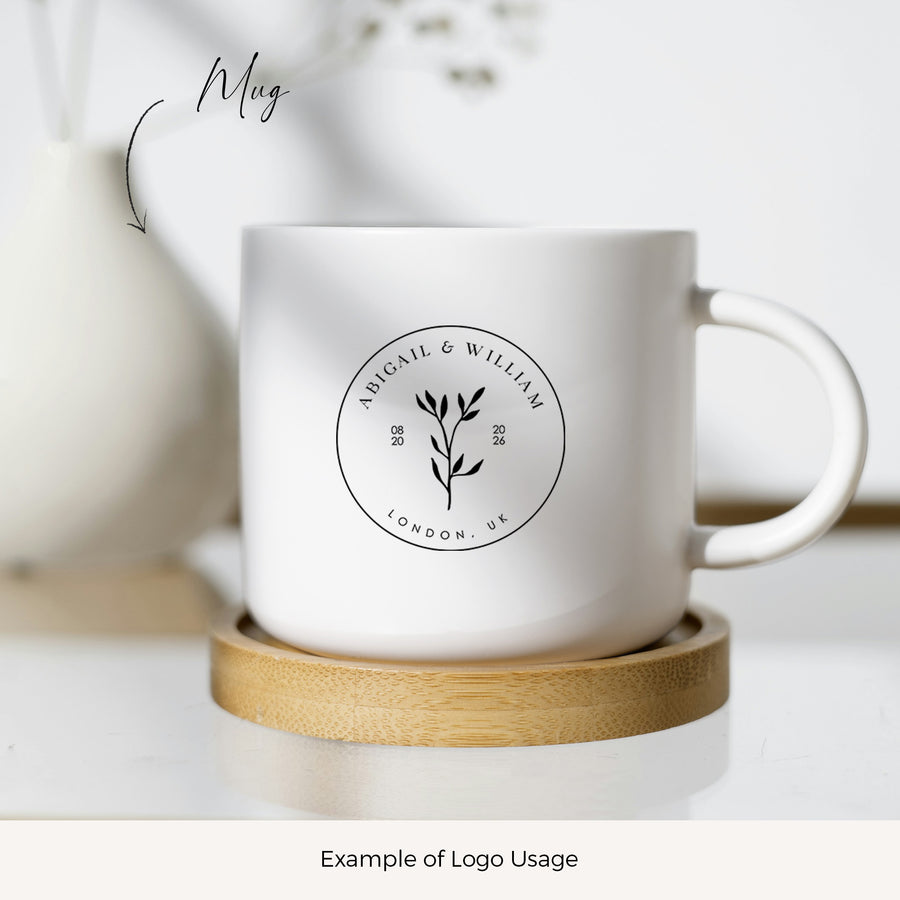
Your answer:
(462, 409), (480, 421)
(425, 390), (437, 411)
(471, 386), (485, 406)
(440, 394), (448, 421)
(431, 434), (445, 457)
(453, 454), (465, 474)
(458, 393), (465, 412)
(416, 393), (429, 413)
(431, 457), (445, 487)
(461, 459), (483, 476)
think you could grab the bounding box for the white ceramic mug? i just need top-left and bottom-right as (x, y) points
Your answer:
(240, 227), (867, 663)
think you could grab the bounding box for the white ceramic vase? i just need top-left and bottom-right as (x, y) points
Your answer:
(0, 142), (238, 567)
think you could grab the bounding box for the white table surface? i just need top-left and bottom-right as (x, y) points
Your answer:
(1, 526), (897, 819)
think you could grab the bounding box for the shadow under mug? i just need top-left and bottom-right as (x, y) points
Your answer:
(240, 227), (867, 663)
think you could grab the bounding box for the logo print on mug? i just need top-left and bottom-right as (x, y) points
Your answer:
(336, 325), (565, 550)
(415, 386), (486, 511)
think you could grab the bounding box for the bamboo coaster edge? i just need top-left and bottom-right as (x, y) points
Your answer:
(210, 604), (729, 747)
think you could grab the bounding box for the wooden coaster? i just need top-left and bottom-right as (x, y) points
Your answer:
(210, 605), (729, 748)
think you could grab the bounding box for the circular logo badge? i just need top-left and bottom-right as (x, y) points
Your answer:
(336, 326), (565, 551)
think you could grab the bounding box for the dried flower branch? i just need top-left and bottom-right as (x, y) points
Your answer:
(26, 0), (101, 142)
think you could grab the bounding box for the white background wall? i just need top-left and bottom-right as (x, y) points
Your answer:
(1, 0), (897, 502)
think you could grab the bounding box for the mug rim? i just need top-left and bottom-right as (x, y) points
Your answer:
(242, 224), (696, 237)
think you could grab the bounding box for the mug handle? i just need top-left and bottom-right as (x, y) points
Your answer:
(689, 288), (868, 569)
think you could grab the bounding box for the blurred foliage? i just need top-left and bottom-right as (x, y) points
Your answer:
(328, 0), (544, 91)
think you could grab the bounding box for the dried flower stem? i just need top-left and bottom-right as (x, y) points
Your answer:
(27, 0), (68, 140)
(25, 0), (100, 142)
(65, 0), (99, 142)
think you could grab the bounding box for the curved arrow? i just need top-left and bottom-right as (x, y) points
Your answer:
(125, 98), (164, 233)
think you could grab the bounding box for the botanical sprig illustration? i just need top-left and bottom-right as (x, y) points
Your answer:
(416, 387), (485, 510)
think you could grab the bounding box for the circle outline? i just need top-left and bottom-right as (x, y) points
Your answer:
(335, 324), (566, 551)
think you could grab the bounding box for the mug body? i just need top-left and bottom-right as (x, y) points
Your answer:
(241, 227), (696, 663)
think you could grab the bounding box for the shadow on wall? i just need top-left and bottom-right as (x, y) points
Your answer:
(146, 0), (536, 222)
